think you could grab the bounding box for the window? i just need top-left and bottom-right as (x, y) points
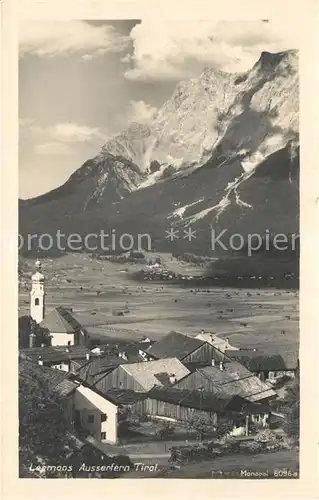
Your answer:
(101, 414), (107, 422)
(88, 414), (94, 424)
(101, 432), (106, 440)
(67, 341), (71, 346)
(35, 298), (39, 306)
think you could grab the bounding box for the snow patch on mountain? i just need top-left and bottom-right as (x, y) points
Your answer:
(70, 49), (298, 212)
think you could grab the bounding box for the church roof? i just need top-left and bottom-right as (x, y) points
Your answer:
(40, 307), (83, 334)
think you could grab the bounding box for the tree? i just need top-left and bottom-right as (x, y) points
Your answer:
(19, 361), (76, 477)
(187, 413), (215, 440)
(19, 315), (51, 348)
(282, 376), (300, 441)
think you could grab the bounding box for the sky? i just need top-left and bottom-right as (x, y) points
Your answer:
(19, 19), (299, 199)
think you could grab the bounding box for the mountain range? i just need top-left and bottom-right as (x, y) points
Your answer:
(19, 49), (299, 258)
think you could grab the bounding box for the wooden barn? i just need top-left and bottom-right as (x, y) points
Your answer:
(140, 387), (271, 426)
(93, 358), (190, 394)
(104, 387), (270, 429)
(173, 359), (277, 403)
(144, 331), (225, 364)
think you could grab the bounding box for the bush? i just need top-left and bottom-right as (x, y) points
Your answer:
(156, 422), (175, 439)
(240, 440), (265, 454)
(255, 429), (278, 443)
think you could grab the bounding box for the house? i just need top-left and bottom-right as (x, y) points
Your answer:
(195, 331), (239, 353)
(19, 359), (79, 425)
(72, 380), (119, 444)
(145, 331), (224, 364)
(173, 359), (277, 403)
(93, 357), (191, 394)
(137, 387), (271, 427)
(40, 306), (88, 347)
(19, 359), (122, 444)
(19, 345), (96, 372)
(225, 350), (299, 382)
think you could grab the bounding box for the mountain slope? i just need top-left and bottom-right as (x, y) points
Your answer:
(19, 50), (299, 257)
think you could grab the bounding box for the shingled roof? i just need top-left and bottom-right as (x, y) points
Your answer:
(120, 357), (191, 391)
(197, 362), (277, 403)
(147, 332), (204, 360)
(225, 350), (299, 372)
(19, 359), (78, 397)
(40, 307), (84, 334)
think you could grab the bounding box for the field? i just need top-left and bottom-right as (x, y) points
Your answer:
(19, 253), (299, 352)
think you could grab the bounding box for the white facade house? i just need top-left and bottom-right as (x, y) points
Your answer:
(73, 385), (118, 444)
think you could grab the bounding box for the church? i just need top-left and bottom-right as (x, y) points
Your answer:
(30, 260), (88, 347)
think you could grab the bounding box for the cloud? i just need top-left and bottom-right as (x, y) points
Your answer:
(20, 21), (130, 58)
(123, 19), (300, 81)
(21, 120), (105, 143)
(126, 100), (158, 124)
(34, 141), (73, 155)
(20, 119), (106, 155)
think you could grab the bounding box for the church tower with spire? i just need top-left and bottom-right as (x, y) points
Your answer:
(30, 259), (45, 324)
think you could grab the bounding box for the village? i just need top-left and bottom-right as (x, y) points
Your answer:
(19, 258), (300, 478)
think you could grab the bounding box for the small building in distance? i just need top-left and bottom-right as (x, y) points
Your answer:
(225, 349), (299, 383)
(195, 331), (239, 353)
(144, 331), (225, 364)
(40, 306), (89, 347)
(19, 345), (97, 372)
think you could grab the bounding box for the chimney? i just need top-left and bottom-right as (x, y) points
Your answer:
(169, 373), (177, 385)
(201, 329), (205, 335)
(211, 358), (215, 366)
(86, 353), (90, 361)
(225, 337), (229, 347)
(121, 352), (128, 361)
(38, 356), (43, 366)
(219, 361), (224, 371)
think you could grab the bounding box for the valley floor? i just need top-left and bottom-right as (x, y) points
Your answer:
(19, 252), (299, 353)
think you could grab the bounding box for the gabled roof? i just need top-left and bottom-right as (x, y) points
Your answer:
(19, 345), (94, 364)
(76, 355), (130, 385)
(195, 333), (239, 353)
(40, 306), (85, 334)
(120, 357), (190, 391)
(147, 332), (204, 360)
(198, 361), (253, 384)
(19, 359), (78, 397)
(196, 362), (277, 403)
(225, 350), (299, 372)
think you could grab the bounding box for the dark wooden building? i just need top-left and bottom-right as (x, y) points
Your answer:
(144, 331), (224, 364)
(225, 349), (299, 382)
(173, 360), (277, 403)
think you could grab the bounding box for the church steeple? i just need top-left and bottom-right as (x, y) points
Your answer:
(30, 260), (45, 324)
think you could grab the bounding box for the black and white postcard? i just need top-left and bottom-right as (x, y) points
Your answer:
(1, 0), (318, 499)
